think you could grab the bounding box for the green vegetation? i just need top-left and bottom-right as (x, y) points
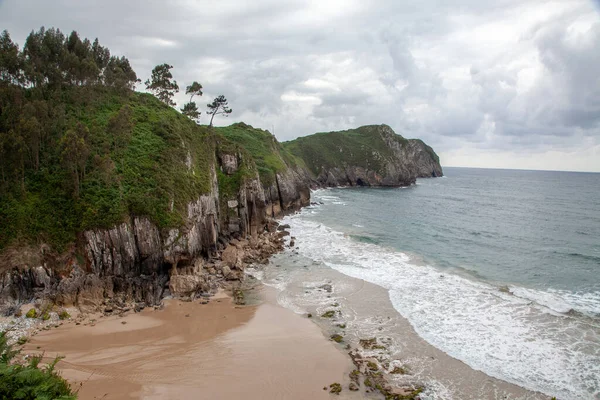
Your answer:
(320, 310), (336, 318)
(367, 361), (378, 371)
(181, 81), (203, 123)
(215, 122), (302, 186)
(207, 95), (232, 127)
(329, 382), (342, 395)
(25, 309), (37, 319)
(58, 311), (70, 320)
(330, 334), (343, 343)
(0, 27), (217, 253)
(0, 332), (76, 399)
(145, 63), (179, 107)
(283, 124), (408, 176)
(390, 366), (408, 375)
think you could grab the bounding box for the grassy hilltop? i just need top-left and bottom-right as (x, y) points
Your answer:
(283, 124), (442, 185)
(215, 122), (304, 187)
(283, 125), (408, 176)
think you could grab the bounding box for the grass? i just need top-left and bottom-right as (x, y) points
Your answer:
(215, 122), (303, 187)
(283, 124), (409, 177)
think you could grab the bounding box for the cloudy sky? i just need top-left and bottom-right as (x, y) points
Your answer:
(1, 0), (599, 171)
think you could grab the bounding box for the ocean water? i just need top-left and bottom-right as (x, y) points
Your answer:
(253, 167), (600, 399)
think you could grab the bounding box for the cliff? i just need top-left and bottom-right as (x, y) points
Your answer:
(0, 95), (441, 314)
(0, 89), (309, 313)
(0, 26), (445, 318)
(283, 124), (443, 187)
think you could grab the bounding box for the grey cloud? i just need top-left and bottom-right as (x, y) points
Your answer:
(1, 0), (599, 170)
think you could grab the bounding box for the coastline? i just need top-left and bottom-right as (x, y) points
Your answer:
(8, 245), (553, 400)
(2, 204), (554, 400)
(250, 249), (553, 400)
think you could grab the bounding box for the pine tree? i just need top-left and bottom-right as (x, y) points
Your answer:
(145, 64), (179, 106)
(207, 95), (232, 127)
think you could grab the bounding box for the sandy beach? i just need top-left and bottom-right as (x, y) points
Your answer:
(24, 288), (360, 400)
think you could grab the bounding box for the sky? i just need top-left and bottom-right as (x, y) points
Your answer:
(1, 0), (599, 172)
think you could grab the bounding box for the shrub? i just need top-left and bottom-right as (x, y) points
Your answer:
(0, 332), (76, 399)
(25, 309), (38, 319)
(58, 311), (71, 320)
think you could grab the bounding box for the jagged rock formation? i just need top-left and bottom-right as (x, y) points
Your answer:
(284, 124), (443, 187)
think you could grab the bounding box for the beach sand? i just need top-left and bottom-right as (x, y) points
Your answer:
(25, 288), (359, 399)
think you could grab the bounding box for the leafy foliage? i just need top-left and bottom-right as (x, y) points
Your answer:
(145, 64), (179, 106)
(0, 332), (76, 399)
(181, 101), (200, 123)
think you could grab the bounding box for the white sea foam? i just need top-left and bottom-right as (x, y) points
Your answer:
(511, 286), (600, 317)
(282, 214), (600, 400)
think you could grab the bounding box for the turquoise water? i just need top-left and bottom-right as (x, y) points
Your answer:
(280, 167), (600, 399)
(312, 167), (600, 299)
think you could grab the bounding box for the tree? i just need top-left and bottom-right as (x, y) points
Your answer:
(180, 102), (200, 123)
(23, 27), (66, 89)
(59, 122), (90, 198)
(207, 95), (232, 127)
(104, 56), (139, 91)
(145, 64), (178, 106)
(180, 81), (202, 122)
(185, 81), (203, 103)
(0, 30), (22, 85)
(107, 104), (133, 150)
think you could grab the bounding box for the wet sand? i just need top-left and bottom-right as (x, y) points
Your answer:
(25, 289), (359, 399)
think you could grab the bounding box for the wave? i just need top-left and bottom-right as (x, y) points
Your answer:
(282, 214), (600, 400)
(349, 234), (381, 245)
(566, 252), (600, 264)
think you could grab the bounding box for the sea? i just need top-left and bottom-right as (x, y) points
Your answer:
(248, 167), (600, 400)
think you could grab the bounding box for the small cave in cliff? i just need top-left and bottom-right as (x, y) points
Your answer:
(163, 258), (193, 276)
(356, 178), (366, 186)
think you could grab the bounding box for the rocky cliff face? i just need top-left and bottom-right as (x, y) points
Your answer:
(0, 144), (310, 314)
(0, 123), (441, 315)
(284, 124), (443, 187)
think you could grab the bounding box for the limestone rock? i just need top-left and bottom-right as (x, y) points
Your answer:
(169, 275), (206, 297)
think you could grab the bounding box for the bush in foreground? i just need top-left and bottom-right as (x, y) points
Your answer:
(0, 332), (76, 399)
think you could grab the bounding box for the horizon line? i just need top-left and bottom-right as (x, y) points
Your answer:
(441, 165), (600, 174)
